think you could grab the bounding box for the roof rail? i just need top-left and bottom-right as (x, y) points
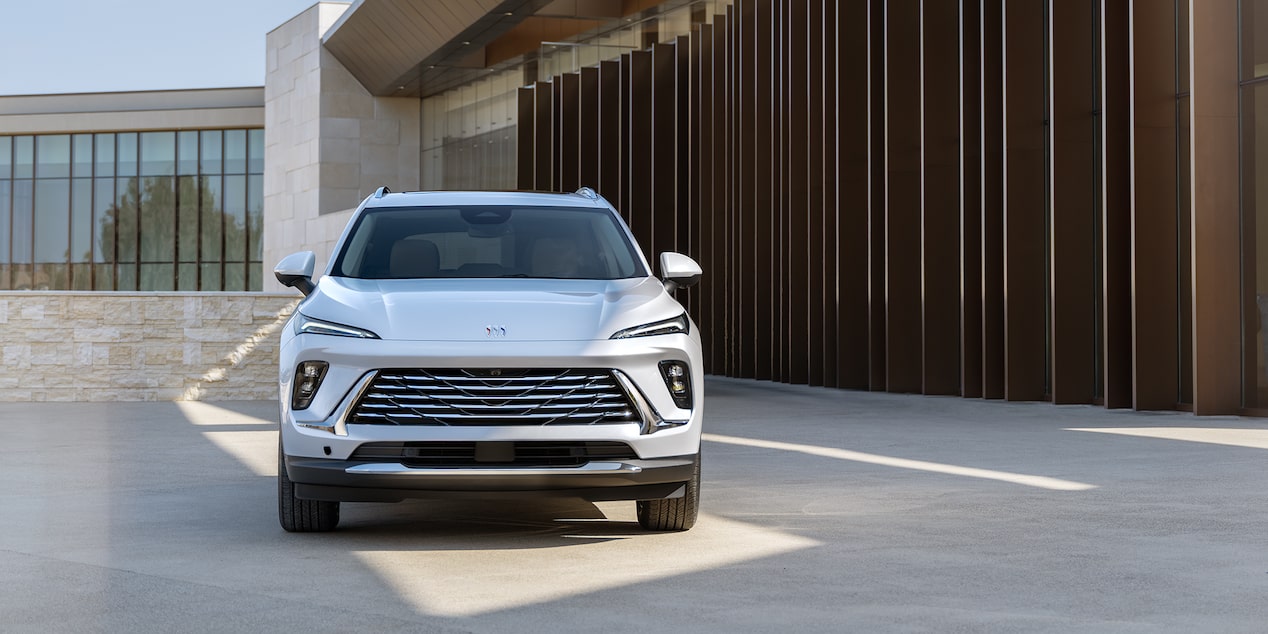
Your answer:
(574, 186), (599, 200)
(373, 186), (392, 198)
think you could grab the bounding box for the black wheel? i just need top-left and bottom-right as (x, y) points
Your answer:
(637, 453), (700, 531)
(278, 448), (340, 532)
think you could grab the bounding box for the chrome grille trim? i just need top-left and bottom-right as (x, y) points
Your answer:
(348, 368), (642, 426)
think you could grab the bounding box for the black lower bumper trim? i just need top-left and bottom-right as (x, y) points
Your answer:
(286, 454), (696, 503)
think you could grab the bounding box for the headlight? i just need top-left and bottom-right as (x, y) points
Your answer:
(610, 314), (689, 339)
(294, 313), (379, 339)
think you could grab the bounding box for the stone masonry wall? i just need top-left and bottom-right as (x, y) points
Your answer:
(0, 293), (299, 402)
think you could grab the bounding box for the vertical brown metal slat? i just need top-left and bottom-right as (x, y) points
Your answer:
(598, 60), (622, 204)
(579, 67), (599, 191)
(869, 0), (889, 391)
(886, 0), (923, 394)
(1129, 3), (1179, 410)
(695, 25), (715, 370)
(676, 35), (693, 259)
(1100, 0), (1133, 408)
(821, 0), (840, 388)
(1002, 0), (1047, 401)
(922, 0), (962, 395)
(533, 81), (554, 192)
(552, 79), (565, 191)
(652, 43), (678, 266)
(717, 11), (734, 376)
(807, 0), (826, 387)
(837, 0), (871, 389)
(748, 0), (774, 381)
(787, 0), (809, 384)
(628, 50), (653, 253)
(961, 0), (984, 398)
(1188, 0), (1241, 414)
(1049, 0), (1098, 404)
(559, 72), (581, 192)
(619, 54), (633, 224)
(774, 0), (790, 382)
(981, 0), (1006, 399)
(516, 87), (536, 190)
(738, 0), (757, 378)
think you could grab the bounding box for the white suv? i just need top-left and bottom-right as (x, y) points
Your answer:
(274, 188), (703, 532)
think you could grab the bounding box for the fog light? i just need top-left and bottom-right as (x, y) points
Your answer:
(292, 361), (328, 410)
(658, 360), (693, 410)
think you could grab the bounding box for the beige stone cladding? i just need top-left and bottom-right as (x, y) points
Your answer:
(0, 293), (299, 402)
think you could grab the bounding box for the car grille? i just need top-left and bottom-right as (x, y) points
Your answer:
(347, 368), (641, 426)
(348, 441), (639, 467)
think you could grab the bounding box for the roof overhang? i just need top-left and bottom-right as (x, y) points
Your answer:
(321, 0), (558, 97)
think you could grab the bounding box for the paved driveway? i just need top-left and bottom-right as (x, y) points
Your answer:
(3, 377), (1267, 632)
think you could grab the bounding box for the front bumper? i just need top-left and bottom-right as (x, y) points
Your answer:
(286, 454), (696, 502)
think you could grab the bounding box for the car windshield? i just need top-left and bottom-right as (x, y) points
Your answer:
(331, 205), (647, 280)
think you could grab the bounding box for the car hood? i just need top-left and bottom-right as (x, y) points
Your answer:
(297, 276), (684, 342)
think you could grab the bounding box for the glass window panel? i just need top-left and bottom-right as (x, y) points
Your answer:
(178, 130), (199, 175)
(224, 129), (247, 174)
(12, 180), (33, 263)
(140, 263), (173, 291)
(71, 178), (92, 262)
(139, 131), (176, 176)
(117, 133), (138, 177)
(178, 262), (198, 290)
(139, 176), (176, 263)
(247, 261), (262, 291)
(201, 176), (223, 260)
(0, 136), (11, 179)
(178, 176), (199, 262)
(117, 263), (136, 291)
(93, 178), (115, 263)
(94, 134), (115, 177)
(93, 263), (114, 290)
(12, 265), (33, 290)
(0, 264), (9, 290)
(0, 182), (9, 261)
(248, 128), (264, 173)
(199, 263), (221, 290)
(34, 180), (70, 263)
(224, 175), (246, 262)
(116, 178), (138, 263)
(14, 136), (34, 179)
(71, 263), (92, 290)
(224, 261), (245, 291)
(34, 263), (68, 290)
(247, 174), (263, 261)
(35, 135), (72, 179)
(200, 130), (222, 174)
(72, 134), (93, 178)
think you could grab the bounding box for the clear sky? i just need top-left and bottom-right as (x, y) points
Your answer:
(0, 0), (325, 95)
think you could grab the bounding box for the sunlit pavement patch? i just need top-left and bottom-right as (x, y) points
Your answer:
(704, 433), (1096, 491)
(179, 401), (277, 476)
(353, 509), (820, 617)
(1067, 427), (1268, 450)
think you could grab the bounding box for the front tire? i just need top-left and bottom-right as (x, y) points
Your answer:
(637, 453), (700, 531)
(278, 449), (340, 532)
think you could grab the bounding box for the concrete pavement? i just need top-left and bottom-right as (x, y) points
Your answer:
(3, 377), (1268, 632)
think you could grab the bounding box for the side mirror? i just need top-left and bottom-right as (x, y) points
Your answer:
(274, 251), (316, 296)
(659, 252), (702, 293)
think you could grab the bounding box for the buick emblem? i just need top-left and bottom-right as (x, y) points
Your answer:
(486, 325), (507, 338)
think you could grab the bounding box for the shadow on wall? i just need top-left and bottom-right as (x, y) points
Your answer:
(0, 293), (299, 402)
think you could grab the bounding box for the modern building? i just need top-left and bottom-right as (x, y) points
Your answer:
(1, 0), (1265, 416)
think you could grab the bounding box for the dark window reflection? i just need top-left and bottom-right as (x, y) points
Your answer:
(0, 128), (263, 291)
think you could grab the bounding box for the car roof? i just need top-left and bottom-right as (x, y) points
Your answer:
(362, 190), (608, 209)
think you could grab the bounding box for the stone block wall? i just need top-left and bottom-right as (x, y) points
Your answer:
(0, 293), (299, 402)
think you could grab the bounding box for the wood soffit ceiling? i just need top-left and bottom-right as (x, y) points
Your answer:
(322, 0), (638, 98)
